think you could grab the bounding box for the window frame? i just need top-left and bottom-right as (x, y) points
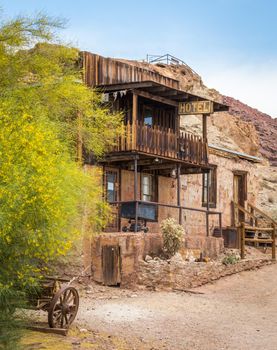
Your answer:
(202, 166), (217, 208)
(143, 106), (153, 127)
(141, 173), (157, 202)
(104, 169), (118, 203)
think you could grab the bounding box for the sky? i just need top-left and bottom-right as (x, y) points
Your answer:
(1, 0), (277, 117)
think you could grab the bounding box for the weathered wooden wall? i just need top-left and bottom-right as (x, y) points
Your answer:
(82, 52), (180, 89)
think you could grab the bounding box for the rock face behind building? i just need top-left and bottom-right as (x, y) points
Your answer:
(223, 96), (277, 166)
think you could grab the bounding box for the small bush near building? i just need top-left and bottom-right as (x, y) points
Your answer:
(222, 253), (240, 266)
(160, 218), (184, 258)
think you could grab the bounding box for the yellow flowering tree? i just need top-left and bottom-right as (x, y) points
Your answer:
(0, 113), (84, 282)
(0, 11), (121, 349)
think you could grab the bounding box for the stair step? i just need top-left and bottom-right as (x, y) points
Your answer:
(245, 226), (274, 231)
(244, 238), (273, 243)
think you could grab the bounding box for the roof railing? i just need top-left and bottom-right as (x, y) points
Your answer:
(145, 54), (201, 78)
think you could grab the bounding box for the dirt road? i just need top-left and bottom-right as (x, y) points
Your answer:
(75, 263), (277, 350)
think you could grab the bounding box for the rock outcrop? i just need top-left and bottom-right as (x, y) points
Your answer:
(223, 96), (277, 166)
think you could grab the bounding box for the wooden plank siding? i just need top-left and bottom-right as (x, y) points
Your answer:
(82, 52), (180, 90)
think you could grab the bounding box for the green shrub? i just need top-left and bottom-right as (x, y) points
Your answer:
(222, 254), (240, 266)
(160, 218), (184, 258)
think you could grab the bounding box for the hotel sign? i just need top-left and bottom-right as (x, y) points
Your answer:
(179, 101), (213, 115)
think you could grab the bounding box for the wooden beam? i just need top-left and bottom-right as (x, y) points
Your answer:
(159, 90), (178, 97)
(27, 326), (68, 336)
(141, 163), (175, 171)
(170, 94), (189, 101)
(133, 89), (178, 107)
(181, 168), (207, 174)
(148, 86), (167, 93)
(98, 81), (154, 92)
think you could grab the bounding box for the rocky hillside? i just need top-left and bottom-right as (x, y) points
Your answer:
(222, 96), (277, 166)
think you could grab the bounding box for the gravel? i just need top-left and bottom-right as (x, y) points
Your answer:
(75, 263), (277, 350)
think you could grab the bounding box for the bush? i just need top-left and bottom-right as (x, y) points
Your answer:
(222, 253), (240, 266)
(0, 286), (26, 350)
(160, 218), (184, 258)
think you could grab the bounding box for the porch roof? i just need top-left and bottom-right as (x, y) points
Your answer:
(97, 80), (228, 112)
(209, 144), (263, 163)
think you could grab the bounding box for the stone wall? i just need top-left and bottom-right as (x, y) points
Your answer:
(182, 152), (259, 235)
(91, 232), (163, 287)
(137, 255), (273, 291)
(90, 232), (224, 287)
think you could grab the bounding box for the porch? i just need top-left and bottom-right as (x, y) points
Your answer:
(111, 121), (208, 166)
(103, 161), (222, 237)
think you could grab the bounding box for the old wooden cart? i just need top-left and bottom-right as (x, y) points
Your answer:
(28, 276), (79, 329)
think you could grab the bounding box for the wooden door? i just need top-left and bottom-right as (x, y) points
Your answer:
(102, 245), (121, 286)
(233, 172), (247, 225)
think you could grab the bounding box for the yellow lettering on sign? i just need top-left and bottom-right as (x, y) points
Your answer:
(178, 101), (213, 115)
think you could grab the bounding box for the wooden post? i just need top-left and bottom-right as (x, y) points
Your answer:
(202, 114), (208, 142)
(206, 170), (210, 237)
(219, 213), (222, 237)
(134, 156), (138, 232)
(118, 168), (122, 232)
(241, 222), (245, 259)
(272, 224), (276, 261)
(132, 92), (138, 150)
(177, 163), (182, 224)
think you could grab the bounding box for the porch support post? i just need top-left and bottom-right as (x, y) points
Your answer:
(202, 114), (208, 142)
(219, 212), (222, 237)
(134, 155), (138, 232)
(132, 92), (138, 149)
(206, 170), (210, 236)
(118, 167), (122, 232)
(177, 163), (182, 224)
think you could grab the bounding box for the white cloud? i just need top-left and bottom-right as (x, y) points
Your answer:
(201, 62), (277, 118)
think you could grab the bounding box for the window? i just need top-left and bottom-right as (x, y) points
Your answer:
(105, 171), (118, 202)
(202, 166), (217, 208)
(143, 107), (153, 127)
(141, 173), (156, 202)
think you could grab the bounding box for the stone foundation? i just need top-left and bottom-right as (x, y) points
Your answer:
(137, 255), (273, 291)
(90, 232), (224, 287)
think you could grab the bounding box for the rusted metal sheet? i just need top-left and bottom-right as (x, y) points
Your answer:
(82, 51), (180, 90)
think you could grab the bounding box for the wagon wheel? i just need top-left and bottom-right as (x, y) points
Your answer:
(48, 286), (79, 328)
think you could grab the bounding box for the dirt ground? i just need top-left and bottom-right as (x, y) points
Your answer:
(23, 262), (277, 350)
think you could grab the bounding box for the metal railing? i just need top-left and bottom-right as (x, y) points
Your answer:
(145, 54), (201, 79)
(108, 200), (222, 237)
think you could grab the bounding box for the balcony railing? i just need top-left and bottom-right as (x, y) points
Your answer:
(112, 121), (208, 165)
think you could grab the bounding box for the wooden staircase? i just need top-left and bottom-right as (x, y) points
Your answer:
(232, 202), (276, 260)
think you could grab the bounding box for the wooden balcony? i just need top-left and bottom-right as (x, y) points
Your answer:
(111, 121), (208, 165)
